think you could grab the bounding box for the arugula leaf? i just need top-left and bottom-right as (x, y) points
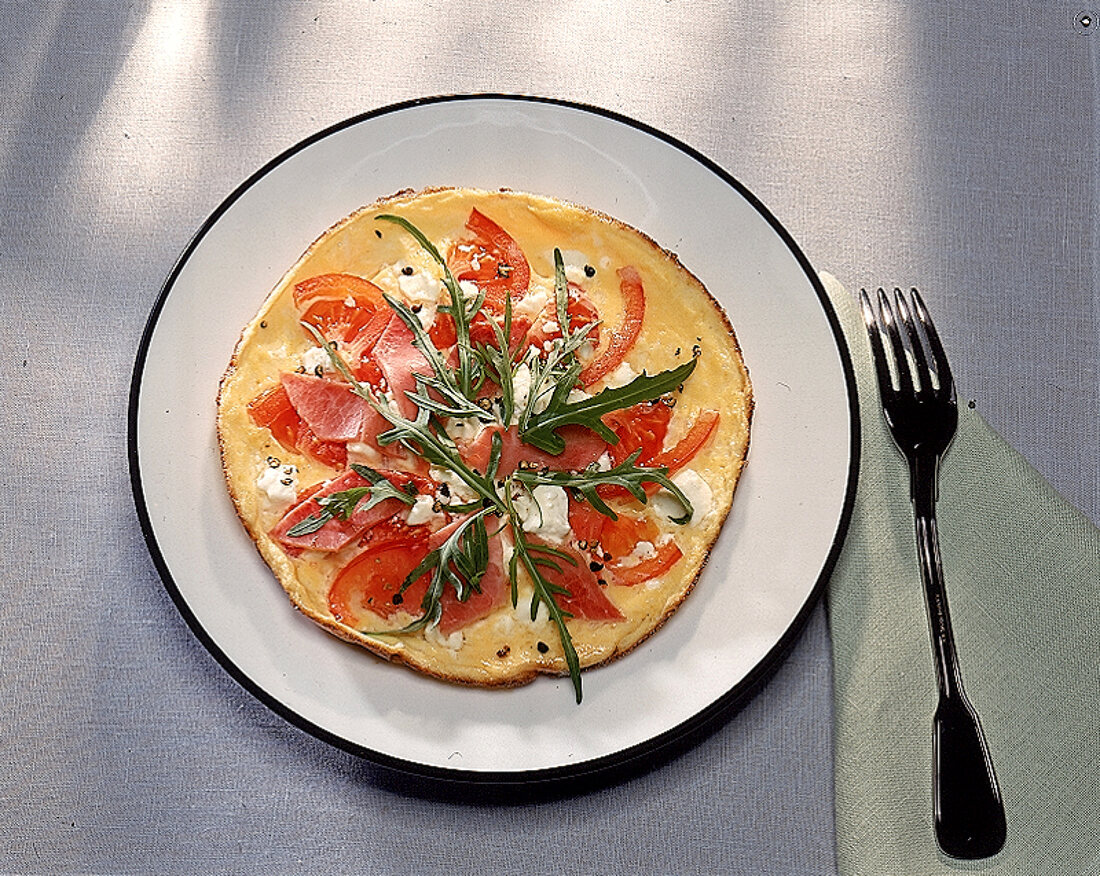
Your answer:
(393, 509), (494, 634)
(503, 488), (584, 703)
(521, 358), (697, 455)
(381, 292), (493, 423)
(372, 401), (504, 512)
(513, 450), (695, 524)
(285, 464), (417, 537)
(376, 213), (482, 397)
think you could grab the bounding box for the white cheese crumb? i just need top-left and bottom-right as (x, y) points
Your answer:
(424, 625), (464, 651)
(300, 346), (330, 374)
(430, 466), (478, 505)
(256, 462), (298, 512)
(654, 468), (714, 523)
(617, 540), (658, 568)
(594, 451), (613, 472)
(405, 494), (440, 526)
(605, 360), (638, 388)
(558, 249), (591, 284)
(513, 285), (552, 322)
(458, 279), (480, 301)
(396, 268), (440, 329)
(512, 485), (571, 544)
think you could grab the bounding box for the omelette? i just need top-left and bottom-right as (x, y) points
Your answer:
(216, 187), (752, 701)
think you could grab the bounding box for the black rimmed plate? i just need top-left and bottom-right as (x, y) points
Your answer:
(129, 95), (858, 784)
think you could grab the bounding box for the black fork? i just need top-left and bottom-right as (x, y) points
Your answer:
(860, 287), (1007, 859)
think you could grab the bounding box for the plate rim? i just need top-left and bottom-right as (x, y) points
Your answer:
(127, 92), (860, 786)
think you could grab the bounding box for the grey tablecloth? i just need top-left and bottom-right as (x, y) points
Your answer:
(3, 3), (1097, 874)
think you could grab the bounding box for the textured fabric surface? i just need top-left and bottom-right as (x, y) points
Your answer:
(824, 274), (1100, 875)
(2, 1), (1097, 874)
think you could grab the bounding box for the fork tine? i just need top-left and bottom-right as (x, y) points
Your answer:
(909, 288), (956, 402)
(893, 287), (931, 395)
(877, 287), (914, 397)
(860, 288), (896, 397)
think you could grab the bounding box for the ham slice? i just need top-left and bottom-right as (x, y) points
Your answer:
(459, 424), (607, 476)
(527, 537), (624, 622)
(281, 372), (371, 443)
(373, 313), (432, 420)
(431, 515), (508, 635)
(272, 468), (423, 553)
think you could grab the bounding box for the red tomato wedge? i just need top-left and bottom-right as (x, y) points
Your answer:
(293, 273), (385, 343)
(448, 208), (530, 309)
(598, 513), (659, 560)
(649, 409), (720, 475)
(608, 540), (683, 586)
(328, 514), (508, 634)
(602, 400), (673, 466)
(579, 265), (645, 386)
(525, 284), (601, 350)
(528, 539), (624, 622)
(567, 495), (607, 547)
(247, 384), (347, 469)
(329, 536), (432, 626)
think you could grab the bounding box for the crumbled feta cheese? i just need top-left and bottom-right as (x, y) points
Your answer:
(511, 362), (533, 422)
(424, 625), (464, 651)
(458, 279), (480, 300)
(541, 320), (560, 335)
(558, 249), (591, 284)
(567, 387), (592, 404)
(605, 361), (638, 388)
(445, 416), (485, 442)
(513, 285), (552, 322)
(406, 493), (440, 526)
(300, 346), (330, 374)
(513, 485), (571, 543)
(430, 466), (478, 504)
(654, 468), (713, 523)
(256, 462), (298, 511)
(396, 268), (440, 329)
(616, 540), (657, 568)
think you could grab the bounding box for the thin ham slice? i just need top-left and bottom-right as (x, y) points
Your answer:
(459, 424), (607, 476)
(281, 372), (371, 443)
(373, 313), (432, 420)
(272, 468), (423, 553)
(431, 515), (508, 635)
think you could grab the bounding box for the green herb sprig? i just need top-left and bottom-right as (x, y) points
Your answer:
(286, 464), (417, 537)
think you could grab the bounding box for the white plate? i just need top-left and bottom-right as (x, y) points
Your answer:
(129, 95), (858, 782)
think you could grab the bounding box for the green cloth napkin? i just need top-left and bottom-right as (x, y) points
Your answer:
(821, 273), (1100, 876)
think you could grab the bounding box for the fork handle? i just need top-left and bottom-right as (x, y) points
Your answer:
(911, 456), (1006, 859)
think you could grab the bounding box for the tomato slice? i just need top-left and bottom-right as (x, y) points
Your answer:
(579, 265), (645, 386)
(649, 409), (720, 474)
(567, 495), (607, 547)
(328, 537), (432, 626)
(608, 540), (683, 586)
(293, 273), (385, 343)
(602, 400), (673, 467)
(247, 385), (346, 469)
(598, 513), (659, 560)
(525, 284), (601, 350)
(448, 208), (530, 310)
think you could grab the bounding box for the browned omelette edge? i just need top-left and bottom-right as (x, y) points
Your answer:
(216, 186), (753, 689)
